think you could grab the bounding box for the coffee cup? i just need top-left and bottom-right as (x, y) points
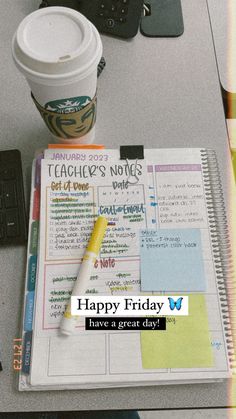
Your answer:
(12, 6), (102, 144)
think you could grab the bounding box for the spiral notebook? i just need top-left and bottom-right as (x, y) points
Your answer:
(19, 147), (235, 390)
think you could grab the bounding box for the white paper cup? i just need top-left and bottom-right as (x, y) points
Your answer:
(12, 6), (102, 144)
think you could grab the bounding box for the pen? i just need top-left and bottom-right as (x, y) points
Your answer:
(60, 216), (108, 336)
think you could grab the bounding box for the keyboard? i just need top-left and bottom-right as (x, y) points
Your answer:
(39, 0), (144, 38)
(95, 0), (136, 29)
(80, 0), (144, 38)
(0, 150), (27, 245)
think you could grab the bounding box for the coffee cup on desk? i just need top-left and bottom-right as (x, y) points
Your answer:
(12, 6), (102, 144)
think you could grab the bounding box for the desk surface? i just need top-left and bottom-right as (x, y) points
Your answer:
(0, 0), (232, 412)
(207, 0), (236, 94)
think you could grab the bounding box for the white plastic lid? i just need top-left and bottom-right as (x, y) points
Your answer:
(12, 7), (102, 84)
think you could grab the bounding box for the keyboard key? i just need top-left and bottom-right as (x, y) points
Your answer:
(0, 149), (27, 244)
(98, 0), (108, 8)
(1, 168), (15, 180)
(6, 209), (19, 237)
(120, 7), (127, 14)
(0, 225), (4, 239)
(4, 181), (17, 208)
(106, 18), (115, 28)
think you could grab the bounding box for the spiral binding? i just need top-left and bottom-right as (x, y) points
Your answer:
(200, 149), (236, 372)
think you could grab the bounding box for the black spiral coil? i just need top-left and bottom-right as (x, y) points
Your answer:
(200, 149), (236, 372)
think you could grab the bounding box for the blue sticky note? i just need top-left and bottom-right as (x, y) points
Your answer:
(140, 229), (205, 291)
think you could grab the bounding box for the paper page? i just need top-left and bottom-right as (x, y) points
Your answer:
(27, 148), (230, 389)
(30, 155), (155, 387)
(35, 157), (149, 334)
(140, 148), (229, 374)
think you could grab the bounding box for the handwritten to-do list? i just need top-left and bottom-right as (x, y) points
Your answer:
(38, 158), (149, 332)
(147, 164), (208, 229)
(44, 160), (148, 261)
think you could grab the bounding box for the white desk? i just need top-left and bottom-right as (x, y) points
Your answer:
(0, 0), (232, 413)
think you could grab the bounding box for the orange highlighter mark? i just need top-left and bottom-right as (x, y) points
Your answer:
(48, 144), (105, 149)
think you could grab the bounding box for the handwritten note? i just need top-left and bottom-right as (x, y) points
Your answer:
(37, 157), (149, 334)
(42, 259), (141, 330)
(140, 229), (205, 291)
(42, 160), (148, 261)
(141, 294), (213, 369)
(147, 163), (208, 229)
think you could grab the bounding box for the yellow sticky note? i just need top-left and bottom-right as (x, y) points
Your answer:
(141, 295), (214, 369)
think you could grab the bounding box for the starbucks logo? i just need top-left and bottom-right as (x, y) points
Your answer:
(32, 93), (97, 139)
(45, 96), (92, 114)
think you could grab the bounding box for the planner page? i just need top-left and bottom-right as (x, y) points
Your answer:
(29, 155), (154, 387)
(21, 148), (230, 390)
(140, 149), (229, 377)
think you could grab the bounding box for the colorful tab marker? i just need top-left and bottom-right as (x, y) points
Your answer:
(35, 154), (43, 188)
(24, 292), (35, 332)
(22, 331), (32, 374)
(32, 189), (40, 221)
(48, 144), (105, 149)
(30, 221), (39, 255)
(27, 255), (37, 291)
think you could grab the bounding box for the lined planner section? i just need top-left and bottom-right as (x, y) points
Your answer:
(19, 148), (233, 391)
(139, 149), (227, 372)
(35, 158), (149, 336)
